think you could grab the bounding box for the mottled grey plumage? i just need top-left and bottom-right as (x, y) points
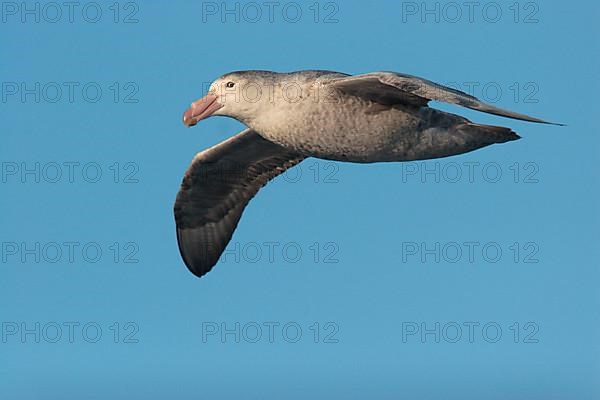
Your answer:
(176, 70), (560, 277)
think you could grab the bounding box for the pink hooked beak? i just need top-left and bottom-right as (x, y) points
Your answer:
(182, 93), (223, 127)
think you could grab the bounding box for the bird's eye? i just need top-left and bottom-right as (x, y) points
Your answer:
(226, 81), (235, 88)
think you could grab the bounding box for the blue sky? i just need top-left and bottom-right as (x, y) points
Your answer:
(1, 1), (599, 398)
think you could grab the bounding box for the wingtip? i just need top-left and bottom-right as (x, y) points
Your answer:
(517, 116), (565, 126)
(518, 117), (565, 127)
(175, 227), (218, 279)
(534, 118), (565, 127)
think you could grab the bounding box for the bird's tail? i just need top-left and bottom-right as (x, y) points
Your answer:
(457, 122), (521, 144)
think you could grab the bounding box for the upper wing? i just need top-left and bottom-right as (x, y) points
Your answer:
(174, 129), (305, 278)
(327, 72), (562, 125)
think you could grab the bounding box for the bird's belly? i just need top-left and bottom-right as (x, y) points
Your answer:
(252, 105), (446, 163)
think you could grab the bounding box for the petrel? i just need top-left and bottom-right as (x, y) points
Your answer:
(175, 70), (560, 278)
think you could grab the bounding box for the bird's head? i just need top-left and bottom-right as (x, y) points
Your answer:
(182, 71), (280, 127)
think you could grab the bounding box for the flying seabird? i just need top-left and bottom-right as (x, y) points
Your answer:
(175, 70), (561, 278)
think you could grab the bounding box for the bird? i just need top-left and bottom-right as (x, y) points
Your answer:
(174, 70), (560, 278)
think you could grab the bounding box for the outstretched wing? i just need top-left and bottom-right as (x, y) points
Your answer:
(327, 71), (562, 125)
(174, 129), (305, 278)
